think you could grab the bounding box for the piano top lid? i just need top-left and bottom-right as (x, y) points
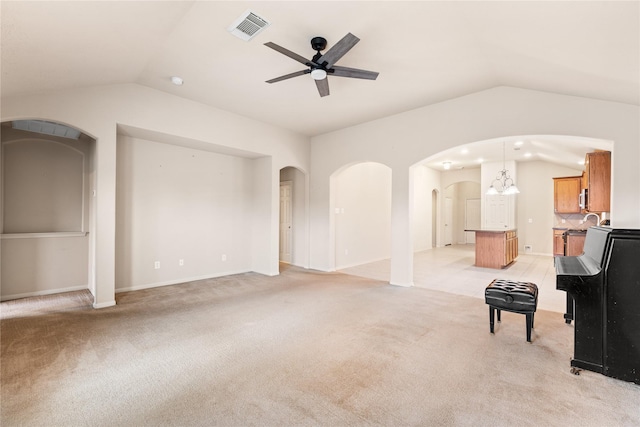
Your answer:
(582, 226), (611, 267)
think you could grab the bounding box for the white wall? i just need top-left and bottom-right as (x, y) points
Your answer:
(1, 83), (310, 307)
(115, 136), (255, 291)
(310, 86), (639, 286)
(333, 162), (391, 269)
(412, 165), (441, 251)
(1, 235), (88, 299)
(3, 139), (85, 233)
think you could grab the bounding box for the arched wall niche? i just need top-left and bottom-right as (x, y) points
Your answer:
(1, 119), (96, 302)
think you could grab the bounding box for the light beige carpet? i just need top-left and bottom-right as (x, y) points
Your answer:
(2, 265), (639, 426)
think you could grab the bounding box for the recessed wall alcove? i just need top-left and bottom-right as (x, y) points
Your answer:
(1, 120), (94, 301)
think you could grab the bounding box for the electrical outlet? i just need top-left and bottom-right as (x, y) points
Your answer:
(154, 261), (160, 269)
(221, 254), (227, 262)
(179, 259), (184, 266)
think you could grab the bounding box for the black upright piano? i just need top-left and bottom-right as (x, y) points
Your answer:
(555, 226), (640, 384)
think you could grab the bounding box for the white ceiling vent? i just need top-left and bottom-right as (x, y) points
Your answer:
(228, 10), (270, 41)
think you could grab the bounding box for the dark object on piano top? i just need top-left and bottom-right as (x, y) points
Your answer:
(555, 226), (640, 385)
(485, 279), (538, 342)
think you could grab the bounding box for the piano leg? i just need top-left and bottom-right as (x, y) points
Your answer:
(497, 309), (501, 322)
(564, 294), (574, 324)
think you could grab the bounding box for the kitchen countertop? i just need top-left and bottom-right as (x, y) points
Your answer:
(464, 229), (517, 233)
(553, 227), (589, 232)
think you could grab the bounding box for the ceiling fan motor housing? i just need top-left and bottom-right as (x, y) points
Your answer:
(311, 37), (327, 52)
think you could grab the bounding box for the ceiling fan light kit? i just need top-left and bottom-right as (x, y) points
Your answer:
(310, 69), (327, 81)
(264, 33), (379, 97)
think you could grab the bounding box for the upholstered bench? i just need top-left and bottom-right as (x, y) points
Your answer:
(485, 279), (538, 342)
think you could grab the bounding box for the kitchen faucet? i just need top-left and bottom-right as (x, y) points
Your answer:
(583, 212), (600, 225)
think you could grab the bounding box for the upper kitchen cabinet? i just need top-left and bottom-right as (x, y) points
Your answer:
(554, 176), (582, 214)
(583, 151), (611, 213)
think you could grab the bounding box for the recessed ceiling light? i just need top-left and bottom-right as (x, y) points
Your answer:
(524, 152), (532, 157)
(477, 158), (484, 163)
(460, 148), (469, 154)
(515, 141), (524, 146)
(443, 161), (451, 170)
(171, 76), (184, 86)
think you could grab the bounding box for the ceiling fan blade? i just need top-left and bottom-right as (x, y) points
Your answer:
(315, 78), (330, 97)
(317, 33), (360, 68)
(264, 42), (313, 66)
(331, 65), (379, 80)
(266, 69), (309, 84)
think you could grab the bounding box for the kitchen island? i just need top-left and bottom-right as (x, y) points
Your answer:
(465, 229), (518, 269)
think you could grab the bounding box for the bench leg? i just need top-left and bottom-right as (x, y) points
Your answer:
(526, 313), (533, 342)
(489, 307), (495, 333)
(497, 309), (501, 322)
(532, 312), (535, 329)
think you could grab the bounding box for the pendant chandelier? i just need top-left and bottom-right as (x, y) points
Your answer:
(486, 142), (520, 195)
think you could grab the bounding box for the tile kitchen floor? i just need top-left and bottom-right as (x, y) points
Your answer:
(339, 244), (565, 314)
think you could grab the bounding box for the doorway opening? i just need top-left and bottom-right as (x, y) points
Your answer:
(279, 166), (308, 270)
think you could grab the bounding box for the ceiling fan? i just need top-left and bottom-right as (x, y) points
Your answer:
(264, 33), (379, 97)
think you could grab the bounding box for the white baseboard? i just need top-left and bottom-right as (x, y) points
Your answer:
(522, 251), (553, 257)
(93, 300), (116, 309)
(336, 255), (391, 270)
(390, 281), (414, 288)
(115, 270), (248, 293)
(1, 285), (88, 302)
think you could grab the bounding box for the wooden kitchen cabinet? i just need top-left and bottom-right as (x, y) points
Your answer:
(553, 229), (566, 256)
(553, 176), (582, 214)
(505, 230), (518, 266)
(583, 151), (611, 213)
(473, 229), (518, 269)
(565, 232), (586, 256)
(553, 229), (586, 257)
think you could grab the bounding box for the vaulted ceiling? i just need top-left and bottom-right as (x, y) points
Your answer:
(2, 1), (638, 168)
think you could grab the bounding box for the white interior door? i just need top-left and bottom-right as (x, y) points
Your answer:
(444, 197), (453, 246)
(432, 190), (438, 248)
(279, 181), (293, 263)
(485, 194), (509, 229)
(465, 198), (481, 243)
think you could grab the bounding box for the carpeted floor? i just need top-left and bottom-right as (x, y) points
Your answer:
(2, 265), (639, 426)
